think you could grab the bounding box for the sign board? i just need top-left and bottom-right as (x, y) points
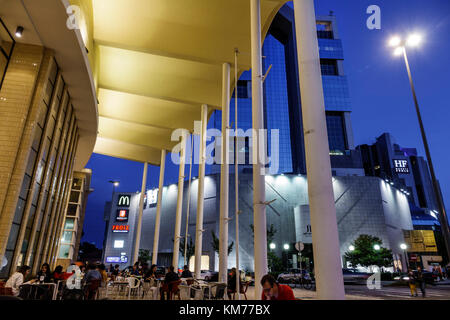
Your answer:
(393, 159), (410, 174)
(295, 242), (304, 252)
(116, 209), (129, 222)
(147, 189), (159, 208)
(117, 194), (131, 207)
(106, 256), (128, 263)
(112, 225), (129, 233)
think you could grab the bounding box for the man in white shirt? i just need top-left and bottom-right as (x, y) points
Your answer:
(5, 265), (31, 296)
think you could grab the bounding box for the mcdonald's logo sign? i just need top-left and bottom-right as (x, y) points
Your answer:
(117, 195), (131, 207)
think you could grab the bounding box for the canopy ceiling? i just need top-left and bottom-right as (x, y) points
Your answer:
(92, 0), (288, 165)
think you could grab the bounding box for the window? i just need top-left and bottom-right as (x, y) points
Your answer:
(58, 244), (70, 259)
(320, 59), (338, 76)
(64, 218), (75, 230)
(62, 231), (73, 243)
(326, 112), (347, 154)
(114, 240), (124, 248)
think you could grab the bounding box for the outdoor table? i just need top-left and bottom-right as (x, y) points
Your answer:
(19, 283), (58, 300)
(197, 281), (217, 300)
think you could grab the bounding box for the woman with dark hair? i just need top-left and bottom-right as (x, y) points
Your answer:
(5, 265), (31, 296)
(37, 263), (52, 283)
(53, 265), (65, 282)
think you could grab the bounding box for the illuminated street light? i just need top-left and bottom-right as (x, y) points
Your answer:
(269, 243), (276, 250)
(283, 244), (289, 250)
(349, 245), (355, 251)
(400, 243), (407, 250)
(388, 32), (450, 261)
(373, 244), (381, 251)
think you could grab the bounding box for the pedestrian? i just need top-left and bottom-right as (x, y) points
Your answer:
(180, 265), (192, 278)
(416, 266), (426, 298)
(260, 274), (296, 300)
(407, 268), (418, 297)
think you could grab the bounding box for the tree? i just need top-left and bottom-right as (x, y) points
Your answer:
(344, 234), (393, 270)
(138, 249), (151, 264)
(77, 242), (102, 263)
(249, 224), (277, 250)
(249, 224), (282, 272)
(211, 231), (234, 256)
(172, 237), (195, 265)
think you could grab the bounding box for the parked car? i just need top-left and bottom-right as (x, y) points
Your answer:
(277, 269), (310, 284)
(342, 268), (371, 284)
(393, 270), (436, 285)
(199, 270), (219, 281)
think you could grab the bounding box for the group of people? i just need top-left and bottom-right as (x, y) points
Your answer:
(4, 262), (109, 298)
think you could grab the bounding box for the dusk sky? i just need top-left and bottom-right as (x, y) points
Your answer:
(82, 0), (450, 248)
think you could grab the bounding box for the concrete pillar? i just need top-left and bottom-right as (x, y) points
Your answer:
(152, 149), (166, 265)
(194, 104), (208, 279)
(173, 133), (187, 269)
(219, 63), (231, 283)
(250, 0), (268, 300)
(133, 162), (148, 264)
(293, 0), (345, 299)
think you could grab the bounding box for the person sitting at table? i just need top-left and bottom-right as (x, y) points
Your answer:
(53, 265), (65, 282)
(111, 264), (120, 280)
(181, 265), (193, 278)
(5, 265), (31, 296)
(227, 268), (241, 299)
(36, 263), (52, 283)
(144, 264), (157, 281)
(260, 274), (296, 300)
(96, 264), (108, 285)
(130, 264), (142, 276)
(160, 266), (179, 300)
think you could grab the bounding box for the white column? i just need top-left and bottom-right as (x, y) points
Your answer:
(219, 63), (231, 284)
(250, 0), (268, 300)
(293, 0), (345, 299)
(173, 133), (187, 269)
(133, 161), (148, 264)
(194, 104), (208, 279)
(152, 149), (166, 265)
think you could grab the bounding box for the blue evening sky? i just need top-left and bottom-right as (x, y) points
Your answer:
(82, 0), (450, 248)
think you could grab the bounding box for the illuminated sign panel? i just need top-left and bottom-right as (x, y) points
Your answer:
(117, 195), (131, 207)
(147, 189), (158, 208)
(106, 256), (128, 263)
(116, 209), (129, 222)
(112, 225), (129, 233)
(393, 159), (409, 174)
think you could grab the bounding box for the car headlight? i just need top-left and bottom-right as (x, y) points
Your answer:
(394, 276), (400, 280)
(402, 277), (409, 280)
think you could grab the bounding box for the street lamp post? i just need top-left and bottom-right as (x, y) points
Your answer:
(389, 34), (450, 263)
(105, 180), (119, 261)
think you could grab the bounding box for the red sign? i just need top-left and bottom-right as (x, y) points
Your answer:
(410, 254), (418, 261)
(112, 225), (129, 233)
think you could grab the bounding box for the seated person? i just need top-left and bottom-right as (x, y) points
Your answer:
(53, 265), (66, 282)
(130, 264), (142, 276)
(36, 263), (52, 283)
(5, 265), (31, 296)
(160, 266), (179, 300)
(227, 268), (241, 299)
(180, 265), (192, 278)
(260, 274), (296, 300)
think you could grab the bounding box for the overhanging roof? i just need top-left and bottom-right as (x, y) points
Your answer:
(92, 0), (288, 165)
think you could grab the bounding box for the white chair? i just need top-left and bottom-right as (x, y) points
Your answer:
(179, 285), (191, 300)
(126, 277), (141, 299)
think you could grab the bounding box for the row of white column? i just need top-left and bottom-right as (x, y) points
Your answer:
(131, 0), (345, 300)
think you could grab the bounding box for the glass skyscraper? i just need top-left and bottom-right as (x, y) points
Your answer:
(209, 4), (362, 176)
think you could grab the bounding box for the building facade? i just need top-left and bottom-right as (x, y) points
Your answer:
(103, 174), (413, 272)
(0, 1), (97, 278)
(357, 132), (447, 266)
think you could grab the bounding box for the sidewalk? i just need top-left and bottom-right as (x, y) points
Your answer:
(244, 286), (381, 300)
